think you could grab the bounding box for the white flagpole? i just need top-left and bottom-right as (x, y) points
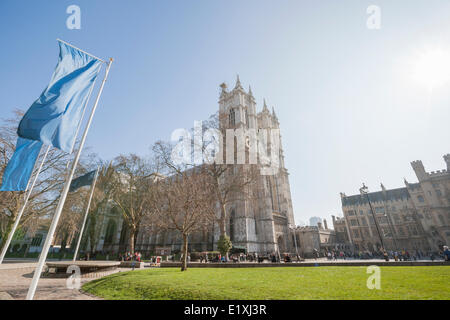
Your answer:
(0, 145), (51, 264)
(26, 58), (113, 300)
(73, 167), (100, 262)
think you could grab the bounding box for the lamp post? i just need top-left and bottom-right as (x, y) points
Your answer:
(359, 183), (385, 251)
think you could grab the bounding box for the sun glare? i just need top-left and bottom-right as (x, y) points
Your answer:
(412, 47), (450, 91)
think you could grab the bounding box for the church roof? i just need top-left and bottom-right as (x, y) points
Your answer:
(341, 187), (410, 206)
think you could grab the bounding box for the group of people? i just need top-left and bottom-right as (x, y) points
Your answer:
(322, 248), (449, 262)
(195, 252), (298, 263)
(120, 251), (142, 262)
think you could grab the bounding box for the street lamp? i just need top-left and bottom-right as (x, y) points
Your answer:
(359, 183), (385, 251)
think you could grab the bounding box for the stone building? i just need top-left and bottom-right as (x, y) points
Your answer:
(338, 154), (450, 253)
(86, 77), (297, 256)
(293, 219), (336, 258)
(331, 215), (352, 251)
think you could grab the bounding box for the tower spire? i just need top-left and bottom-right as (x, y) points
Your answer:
(272, 106), (278, 122)
(263, 98), (269, 113)
(234, 74), (243, 90)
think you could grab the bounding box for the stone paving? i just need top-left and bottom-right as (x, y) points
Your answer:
(0, 262), (127, 300)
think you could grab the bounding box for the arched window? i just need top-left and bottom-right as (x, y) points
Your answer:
(229, 108), (236, 126)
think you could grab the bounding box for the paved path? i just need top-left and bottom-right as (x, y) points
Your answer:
(0, 262), (126, 300)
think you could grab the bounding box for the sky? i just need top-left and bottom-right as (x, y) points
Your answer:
(1, 0), (450, 227)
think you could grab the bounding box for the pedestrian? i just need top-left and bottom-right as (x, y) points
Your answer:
(443, 246), (450, 261)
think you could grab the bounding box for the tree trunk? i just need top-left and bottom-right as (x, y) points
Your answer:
(181, 233), (188, 271)
(219, 203), (227, 237)
(129, 230), (135, 254)
(218, 203), (230, 260)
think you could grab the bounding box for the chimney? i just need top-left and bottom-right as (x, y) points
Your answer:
(317, 222), (323, 230)
(323, 219), (328, 230)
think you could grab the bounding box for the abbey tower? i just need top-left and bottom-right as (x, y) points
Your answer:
(217, 76), (296, 253)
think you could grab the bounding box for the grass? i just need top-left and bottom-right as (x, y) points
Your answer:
(82, 266), (450, 300)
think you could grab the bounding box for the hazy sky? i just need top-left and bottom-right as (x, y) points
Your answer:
(1, 1), (450, 227)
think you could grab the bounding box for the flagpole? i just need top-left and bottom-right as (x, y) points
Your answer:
(0, 145), (51, 264)
(26, 58), (113, 300)
(73, 167), (99, 262)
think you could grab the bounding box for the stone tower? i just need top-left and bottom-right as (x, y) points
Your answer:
(411, 160), (428, 181)
(217, 76), (296, 254)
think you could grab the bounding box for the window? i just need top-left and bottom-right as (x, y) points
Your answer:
(436, 190), (442, 197)
(229, 108), (236, 126)
(382, 227), (392, 237)
(352, 229), (360, 238)
(350, 219), (358, 226)
(417, 195), (425, 203)
(359, 210), (364, 215)
(375, 207), (385, 214)
(31, 235), (43, 247)
(378, 216), (388, 224)
(347, 210), (356, 216)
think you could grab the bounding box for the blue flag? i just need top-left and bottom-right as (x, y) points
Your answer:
(17, 41), (102, 153)
(69, 170), (97, 192)
(0, 138), (42, 192)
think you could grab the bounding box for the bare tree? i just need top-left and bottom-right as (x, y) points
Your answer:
(152, 141), (215, 271)
(82, 163), (117, 255)
(111, 154), (155, 254)
(0, 110), (94, 253)
(196, 113), (260, 245)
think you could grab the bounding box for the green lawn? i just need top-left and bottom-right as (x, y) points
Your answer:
(82, 266), (450, 300)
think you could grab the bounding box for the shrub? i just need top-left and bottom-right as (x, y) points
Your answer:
(217, 235), (232, 256)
